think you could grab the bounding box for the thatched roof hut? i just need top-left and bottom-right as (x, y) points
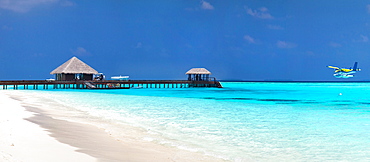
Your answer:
(185, 68), (212, 81)
(50, 57), (98, 81)
(185, 68), (211, 75)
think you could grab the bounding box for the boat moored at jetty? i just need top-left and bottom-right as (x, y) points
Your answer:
(111, 76), (129, 81)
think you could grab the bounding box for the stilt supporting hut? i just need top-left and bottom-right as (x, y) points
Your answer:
(50, 57), (98, 81)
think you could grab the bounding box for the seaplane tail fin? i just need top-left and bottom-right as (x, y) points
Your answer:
(353, 62), (360, 71)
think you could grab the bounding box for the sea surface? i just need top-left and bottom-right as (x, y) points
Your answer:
(7, 82), (370, 161)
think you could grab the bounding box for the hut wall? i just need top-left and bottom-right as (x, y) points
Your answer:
(55, 74), (61, 81)
(64, 74), (75, 81)
(55, 74), (75, 81)
(188, 74), (210, 81)
(81, 74), (93, 80)
(55, 73), (93, 81)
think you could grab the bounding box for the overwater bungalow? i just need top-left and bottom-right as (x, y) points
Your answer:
(186, 68), (212, 81)
(50, 57), (98, 81)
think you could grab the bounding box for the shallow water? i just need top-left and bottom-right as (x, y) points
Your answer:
(9, 82), (370, 161)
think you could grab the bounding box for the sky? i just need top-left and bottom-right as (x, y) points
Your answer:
(1, 0), (370, 81)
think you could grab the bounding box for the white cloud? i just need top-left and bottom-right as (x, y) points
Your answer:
(267, 24), (283, 30)
(246, 6), (273, 19)
(32, 53), (45, 57)
(352, 35), (369, 43)
(0, 0), (73, 13)
(71, 47), (90, 56)
(306, 51), (315, 56)
(60, 0), (75, 7)
(276, 40), (296, 49)
(243, 35), (255, 43)
(360, 35), (368, 42)
(2, 25), (12, 30)
(135, 42), (142, 48)
(329, 42), (341, 48)
(201, 0), (214, 10)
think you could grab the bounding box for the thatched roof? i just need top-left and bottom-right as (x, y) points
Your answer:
(185, 68), (211, 75)
(50, 57), (98, 74)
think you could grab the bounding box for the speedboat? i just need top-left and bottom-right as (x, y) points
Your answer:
(111, 75), (129, 80)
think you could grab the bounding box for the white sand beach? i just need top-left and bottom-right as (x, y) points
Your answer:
(0, 91), (226, 162)
(0, 92), (95, 162)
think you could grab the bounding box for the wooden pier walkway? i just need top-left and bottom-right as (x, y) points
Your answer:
(0, 80), (222, 90)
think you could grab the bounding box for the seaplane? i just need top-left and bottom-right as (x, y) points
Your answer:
(327, 62), (361, 78)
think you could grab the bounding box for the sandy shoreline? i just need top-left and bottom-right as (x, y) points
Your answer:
(0, 91), (226, 162)
(0, 92), (95, 162)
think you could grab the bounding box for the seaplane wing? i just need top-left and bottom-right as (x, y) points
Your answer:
(327, 65), (340, 70)
(327, 66), (341, 72)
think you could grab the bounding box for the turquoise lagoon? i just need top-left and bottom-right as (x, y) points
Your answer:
(14, 82), (370, 161)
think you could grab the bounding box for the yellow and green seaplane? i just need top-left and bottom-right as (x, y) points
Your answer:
(327, 62), (361, 78)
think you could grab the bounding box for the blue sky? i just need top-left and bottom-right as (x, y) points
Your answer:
(1, 0), (370, 81)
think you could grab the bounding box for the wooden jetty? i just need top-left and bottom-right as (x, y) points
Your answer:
(0, 79), (222, 90)
(0, 57), (223, 90)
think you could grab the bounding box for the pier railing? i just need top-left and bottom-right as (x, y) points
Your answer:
(0, 79), (222, 90)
